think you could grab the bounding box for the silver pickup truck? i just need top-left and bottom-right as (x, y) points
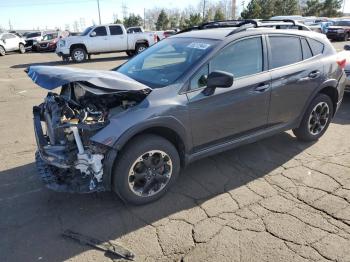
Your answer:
(56, 24), (158, 62)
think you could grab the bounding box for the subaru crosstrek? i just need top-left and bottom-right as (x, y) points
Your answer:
(29, 21), (347, 205)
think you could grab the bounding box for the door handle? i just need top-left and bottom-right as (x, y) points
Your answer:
(254, 83), (270, 93)
(309, 71), (320, 79)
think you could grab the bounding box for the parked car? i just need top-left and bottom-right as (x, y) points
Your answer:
(259, 20), (311, 31)
(0, 33), (26, 56)
(343, 45), (350, 91)
(34, 31), (70, 52)
(55, 24), (158, 62)
(24, 31), (43, 50)
(309, 21), (334, 34)
(326, 20), (350, 41)
(127, 26), (144, 34)
(29, 20), (346, 205)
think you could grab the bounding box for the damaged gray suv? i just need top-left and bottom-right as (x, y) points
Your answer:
(30, 20), (347, 205)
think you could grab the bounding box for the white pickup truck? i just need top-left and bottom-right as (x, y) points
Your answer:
(56, 24), (158, 62)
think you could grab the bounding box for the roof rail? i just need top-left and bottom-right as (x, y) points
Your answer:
(177, 19), (258, 35)
(259, 19), (296, 25)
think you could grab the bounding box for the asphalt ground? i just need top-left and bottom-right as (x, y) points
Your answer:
(0, 40), (350, 262)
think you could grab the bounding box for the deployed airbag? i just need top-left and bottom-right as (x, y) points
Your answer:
(26, 66), (151, 93)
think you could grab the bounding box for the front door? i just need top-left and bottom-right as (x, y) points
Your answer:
(187, 36), (271, 152)
(88, 26), (110, 53)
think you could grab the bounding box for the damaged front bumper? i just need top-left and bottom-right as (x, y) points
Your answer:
(33, 105), (108, 193)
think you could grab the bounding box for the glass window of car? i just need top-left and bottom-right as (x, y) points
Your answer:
(91, 26), (107, 36)
(116, 38), (218, 88)
(26, 32), (41, 38)
(109, 26), (123, 35)
(333, 21), (350, 26)
(190, 64), (209, 90)
(210, 37), (263, 78)
(307, 38), (324, 55)
(269, 36), (302, 68)
(81, 26), (93, 36)
(301, 38), (313, 59)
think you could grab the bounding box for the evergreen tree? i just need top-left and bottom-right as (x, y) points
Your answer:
(214, 9), (225, 21)
(156, 10), (170, 30)
(303, 0), (323, 16)
(123, 13), (143, 28)
(322, 0), (342, 17)
(241, 0), (263, 19)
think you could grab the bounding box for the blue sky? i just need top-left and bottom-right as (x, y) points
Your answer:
(0, 0), (349, 30)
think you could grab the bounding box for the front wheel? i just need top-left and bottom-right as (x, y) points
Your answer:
(19, 43), (25, 54)
(126, 50), (135, 57)
(71, 48), (87, 63)
(0, 46), (5, 56)
(293, 94), (333, 141)
(113, 134), (180, 205)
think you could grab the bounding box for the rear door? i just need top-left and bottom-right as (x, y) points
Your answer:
(187, 36), (272, 151)
(88, 26), (110, 52)
(267, 35), (325, 126)
(108, 25), (127, 51)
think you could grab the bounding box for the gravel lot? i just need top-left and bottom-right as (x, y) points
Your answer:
(1, 42), (350, 262)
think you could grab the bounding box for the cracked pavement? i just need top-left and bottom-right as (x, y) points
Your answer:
(1, 48), (350, 262)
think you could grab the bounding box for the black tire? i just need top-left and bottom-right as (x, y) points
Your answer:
(344, 33), (349, 42)
(126, 50), (135, 57)
(18, 43), (25, 54)
(293, 94), (333, 142)
(0, 46), (5, 56)
(71, 47), (87, 63)
(135, 43), (148, 54)
(62, 56), (70, 63)
(113, 134), (180, 205)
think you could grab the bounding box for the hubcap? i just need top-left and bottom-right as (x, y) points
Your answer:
(308, 102), (330, 135)
(0, 47), (5, 55)
(128, 150), (172, 197)
(73, 50), (85, 61)
(20, 45), (24, 52)
(137, 46), (146, 53)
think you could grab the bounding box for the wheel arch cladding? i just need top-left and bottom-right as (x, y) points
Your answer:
(319, 86), (338, 115)
(70, 44), (87, 54)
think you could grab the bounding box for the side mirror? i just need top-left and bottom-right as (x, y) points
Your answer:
(344, 45), (350, 51)
(90, 31), (96, 37)
(202, 71), (233, 96)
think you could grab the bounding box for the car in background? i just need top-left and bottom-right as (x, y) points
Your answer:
(343, 45), (350, 91)
(24, 31), (43, 50)
(326, 20), (350, 41)
(33, 32), (59, 52)
(309, 21), (334, 34)
(259, 20), (311, 31)
(0, 32), (26, 56)
(56, 24), (158, 62)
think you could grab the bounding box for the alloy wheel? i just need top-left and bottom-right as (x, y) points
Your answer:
(73, 50), (85, 62)
(308, 102), (330, 136)
(128, 150), (172, 197)
(0, 46), (5, 56)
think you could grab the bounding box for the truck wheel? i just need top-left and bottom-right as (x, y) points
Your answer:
(126, 51), (135, 57)
(0, 46), (5, 56)
(71, 48), (87, 63)
(19, 43), (25, 54)
(113, 134), (180, 205)
(293, 94), (333, 142)
(135, 43), (148, 54)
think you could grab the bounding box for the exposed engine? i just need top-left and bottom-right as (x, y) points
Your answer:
(35, 83), (149, 193)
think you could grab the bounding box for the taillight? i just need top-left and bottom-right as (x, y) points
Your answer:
(337, 59), (346, 69)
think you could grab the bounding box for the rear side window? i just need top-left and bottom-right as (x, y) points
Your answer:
(301, 38), (313, 59)
(210, 37), (263, 78)
(269, 36), (302, 68)
(307, 38), (324, 55)
(92, 26), (107, 36)
(109, 26), (123, 35)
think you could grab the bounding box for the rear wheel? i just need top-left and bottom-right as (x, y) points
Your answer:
(135, 43), (148, 54)
(71, 47), (87, 63)
(0, 46), (5, 56)
(293, 94), (333, 141)
(19, 43), (25, 54)
(113, 134), (180, 205)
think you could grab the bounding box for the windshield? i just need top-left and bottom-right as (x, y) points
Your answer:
(81, 26), (93, 36)
(26, 32), (41, 38)
(333, 21), (350, 26)
(116, 38), (218, 88)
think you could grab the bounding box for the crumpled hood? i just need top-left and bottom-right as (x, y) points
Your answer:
(27, 66), (151, 94)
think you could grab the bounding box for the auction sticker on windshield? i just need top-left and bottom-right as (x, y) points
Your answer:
(187, 42), (211, 50)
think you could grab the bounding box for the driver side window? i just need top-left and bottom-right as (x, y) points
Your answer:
(92, 26), (107, 37)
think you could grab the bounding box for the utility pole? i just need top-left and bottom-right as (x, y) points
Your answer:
(203, 0), (206, 20)
(232, 0), (236, 19)
(97, 0), (101, 25)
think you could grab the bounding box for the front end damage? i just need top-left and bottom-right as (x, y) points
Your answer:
(29, 66), (151, 193)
